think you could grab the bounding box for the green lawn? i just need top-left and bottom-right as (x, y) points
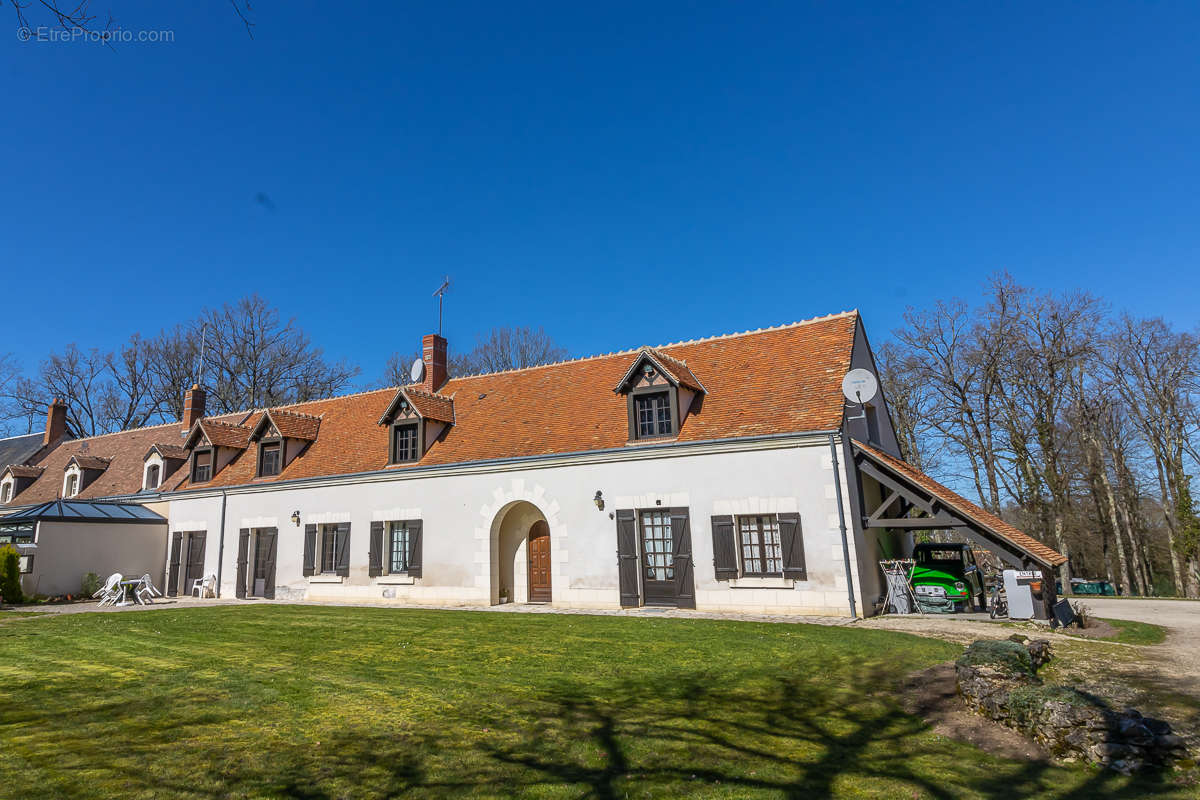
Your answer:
(0, 607), (1191, 799)
(1098, 617), (1169, 646)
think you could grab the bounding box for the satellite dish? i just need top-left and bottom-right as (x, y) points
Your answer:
(409, 358), (426, 383)
(842, 369), (878, 404)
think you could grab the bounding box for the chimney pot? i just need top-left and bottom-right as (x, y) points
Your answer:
(422, 334), (448, 393)
(183, 384), (207, 434)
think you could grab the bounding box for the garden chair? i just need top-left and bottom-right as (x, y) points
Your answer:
(133, 574), (161, 605)
(190, 573), (217, 599)
(93, 573), (123, 607)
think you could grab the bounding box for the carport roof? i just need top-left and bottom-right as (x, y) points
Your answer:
(852, 441), (1067, 568)
(0, 500), (165, 525)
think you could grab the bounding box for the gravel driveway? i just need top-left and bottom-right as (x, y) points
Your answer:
(1082, 597), (1200, 688)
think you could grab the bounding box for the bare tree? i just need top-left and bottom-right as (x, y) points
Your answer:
(193, 295), (359, 414)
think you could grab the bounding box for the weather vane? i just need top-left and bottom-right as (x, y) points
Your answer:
(432, 276), (451, 335)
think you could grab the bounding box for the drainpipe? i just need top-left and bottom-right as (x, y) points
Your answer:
(215, 490), (228, 598)
(828, 433), (858, 618)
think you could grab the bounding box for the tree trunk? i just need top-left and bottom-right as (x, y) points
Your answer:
(1053, 513), (1072, 588)
(1096, 459), (1133, 595)
(1154, 457), (1186, 595)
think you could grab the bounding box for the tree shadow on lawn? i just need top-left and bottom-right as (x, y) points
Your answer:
(3, 660), (1189, 799)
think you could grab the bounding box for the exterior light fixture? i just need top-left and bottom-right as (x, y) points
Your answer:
(291, 510), (301, 527)
(593, 491), (604, 511)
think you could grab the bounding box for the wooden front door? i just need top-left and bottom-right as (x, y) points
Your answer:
(528, 520), (552, 603)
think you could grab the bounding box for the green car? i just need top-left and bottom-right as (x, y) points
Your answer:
(910, 543), (985, 612)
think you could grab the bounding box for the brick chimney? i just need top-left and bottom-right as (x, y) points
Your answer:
(182, 384), (207, 433)
(422, 334), (448, 392)
(44, 398), (67, 446)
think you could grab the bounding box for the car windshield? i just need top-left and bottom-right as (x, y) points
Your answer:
(916, 549), (964, 569)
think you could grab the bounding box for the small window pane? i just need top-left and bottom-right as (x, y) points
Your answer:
(739, 515), (782, 576)
(393, 424), (419, 462)
(389, 522), (409, 573)
(260, 443), (281, 476)
(634, 392), (672, 438)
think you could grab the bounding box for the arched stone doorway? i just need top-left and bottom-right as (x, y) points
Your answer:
(488, 500), (551, 605)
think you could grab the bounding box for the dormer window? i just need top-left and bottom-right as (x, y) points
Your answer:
(378, 387), (454, 466)
(259, 441), (282, 477)
(0, 483), (10, 504)
(64, 473), (78, 498)
(192, 449), (213, 483)
(145, 464), (161, 490)
(615, 349), (706, 442)
(392, 423), (419, 463)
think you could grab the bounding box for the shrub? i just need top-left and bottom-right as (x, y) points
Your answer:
(80, 572), (101, 597)
(957, 639), (1033, 676)
(0, 544), (24, 605)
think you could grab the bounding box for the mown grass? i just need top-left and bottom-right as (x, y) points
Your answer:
(0, 606), (1191, 799)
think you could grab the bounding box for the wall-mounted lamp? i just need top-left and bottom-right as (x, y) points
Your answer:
(593, 490), (604, 511)
(291, 510), (301, 527)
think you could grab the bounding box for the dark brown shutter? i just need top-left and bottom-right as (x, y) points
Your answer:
(710, 515), (737, 580)
(167, 531), (182, 596)
(670, 508), (696, 609)
(188, 532), (207, 588)
(235, 529), (249, 598)
(407, 520), (422, 578)
(615, 510), (639, 607)
(336, 522), (351, 577)
(369, 521), (384, 577)
(262, 530), (278, 599)
(779, 513), (807, 580)
(303, 524), (317, 576)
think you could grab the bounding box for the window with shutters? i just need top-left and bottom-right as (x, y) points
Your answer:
(389, 521), (411, 573)
(192, 449), (213, 483)
(64, 473), (79, 498)
(0, 482), (10, 503)
(144, 464), (160, 490)
(738, 515), (783, 576)
(320, 523), (346, 574)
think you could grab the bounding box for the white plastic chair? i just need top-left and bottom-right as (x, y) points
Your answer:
(93, 573), (123, 607)
(190, 573), (216, 599)
(134, 574), (161, 605)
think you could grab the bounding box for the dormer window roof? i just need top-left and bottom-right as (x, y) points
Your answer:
(65, 455), (112, 472)
(613, 348), (706, 395)
(183, 419), (252, 451)
(378, 387), (455, 426)
(248, 409), (322, 443)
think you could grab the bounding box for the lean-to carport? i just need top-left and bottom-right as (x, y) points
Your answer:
(850, 440), (1068, 619)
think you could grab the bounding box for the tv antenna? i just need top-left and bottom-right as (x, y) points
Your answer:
(841, 369), (878, 421)
(432, 276), (451, 335)
(196, 322), (208, 386)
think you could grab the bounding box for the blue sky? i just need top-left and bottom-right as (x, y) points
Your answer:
(3, 2), (1199, 386)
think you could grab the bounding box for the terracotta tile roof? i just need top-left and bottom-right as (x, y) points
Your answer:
(853, 441), (1068, 568)
(266, 409), (322, 441)
(186, 419), (252, 450)
(3, 464), (44, 479)
(67, 455), (112, 471)
(614, 348), (705, 393)
(171, 312), (859, 490)
(401, 388), (455, 424)
(5, 421), (186, 504)
(146, 444), (191, 461)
